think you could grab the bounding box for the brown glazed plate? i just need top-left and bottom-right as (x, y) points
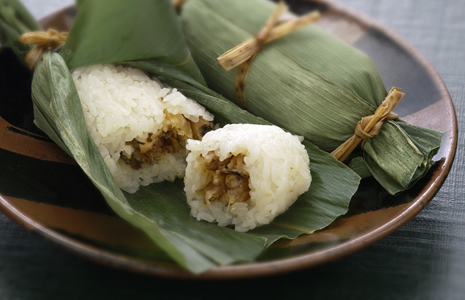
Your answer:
(0, 0), (457, 279)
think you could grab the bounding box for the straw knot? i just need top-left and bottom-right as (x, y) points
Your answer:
(217, 1), (320, 109)
(355, 111), (399, 149)
(253, 33), (266, 53)
(172, 0), (188, 11)
(330, 87), (404, 162)
(19, 28), (68, 69)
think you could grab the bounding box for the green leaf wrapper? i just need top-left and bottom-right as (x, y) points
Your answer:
(181, 0), (443, 195)
(60, 0), (206, 86)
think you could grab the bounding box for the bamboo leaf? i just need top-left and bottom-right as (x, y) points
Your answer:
(364, 120), (443, 194)
(60, 0), (206, 86)
(348, 156), (372, 179)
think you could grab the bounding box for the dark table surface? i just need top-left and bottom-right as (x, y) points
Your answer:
(1, 0), (464, 299)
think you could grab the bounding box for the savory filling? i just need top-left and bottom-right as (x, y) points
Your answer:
(120, 112), (213, 170)
(199, 153), (251, 206)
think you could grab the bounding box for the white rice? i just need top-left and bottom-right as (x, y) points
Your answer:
(72, 64), (214, 193)
(184, 124), (311, 232)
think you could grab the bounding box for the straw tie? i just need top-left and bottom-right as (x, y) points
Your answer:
(217, 1), (321, 109)
(19, 28), (68, 69)
(172, 0), (188, 10)
(331, 87), (404, 162)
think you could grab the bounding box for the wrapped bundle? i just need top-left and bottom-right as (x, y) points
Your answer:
(182, 0), (443, 194)
(184, 124), (311, 232)
(72, 64), (213, 193)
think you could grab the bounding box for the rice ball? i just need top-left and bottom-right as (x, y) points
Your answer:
(72, 63), (214, 193)
(184, 124), (311, 232)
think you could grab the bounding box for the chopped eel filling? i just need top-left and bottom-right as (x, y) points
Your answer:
(199, 153), (251, 206)
(120, 112), (213, 170)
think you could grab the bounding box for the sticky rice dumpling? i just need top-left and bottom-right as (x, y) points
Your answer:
(184, 124), (311, 232)
(72, 63), (214, 193)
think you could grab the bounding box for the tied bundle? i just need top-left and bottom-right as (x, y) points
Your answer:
(331, 87), (404, 162)
(19, 28), (67, 69)
(182, 0), (443, 195)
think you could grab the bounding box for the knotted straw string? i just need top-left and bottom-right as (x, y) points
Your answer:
(330, 87), (404, 162)
(217, 1), (321, 109)
(172, 0), (188, 10)
(19, 28), (68, 69)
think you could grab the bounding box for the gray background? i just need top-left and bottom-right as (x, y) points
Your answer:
(1, 0), (464, 299)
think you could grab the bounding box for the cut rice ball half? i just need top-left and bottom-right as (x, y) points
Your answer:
(72, 64), (214, 193)
(184, 124), (312, 232)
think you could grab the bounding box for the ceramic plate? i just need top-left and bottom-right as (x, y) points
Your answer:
(0, 0), (457, 279)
